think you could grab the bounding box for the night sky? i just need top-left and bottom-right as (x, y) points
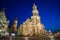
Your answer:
(0, 0), (60, 32)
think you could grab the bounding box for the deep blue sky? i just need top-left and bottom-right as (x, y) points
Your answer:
(0, 0), (60, 32)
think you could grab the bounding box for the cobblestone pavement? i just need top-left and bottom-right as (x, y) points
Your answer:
(0, 36), (60, 40)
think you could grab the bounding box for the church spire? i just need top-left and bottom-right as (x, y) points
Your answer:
(32, 4), (39, 16)
(33, 4), (37, 10)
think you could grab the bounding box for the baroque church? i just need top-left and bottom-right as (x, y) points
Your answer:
(18, 4), (45, 36)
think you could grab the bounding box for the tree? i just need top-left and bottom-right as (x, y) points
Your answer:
(0, 8), (9, 36)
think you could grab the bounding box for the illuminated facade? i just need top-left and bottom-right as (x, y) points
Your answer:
(12, 17), (18, 32)
(18, 4), (45, 36)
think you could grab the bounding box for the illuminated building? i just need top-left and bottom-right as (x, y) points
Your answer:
(18, 4), (45, 36)
(12, 17), (18, 33)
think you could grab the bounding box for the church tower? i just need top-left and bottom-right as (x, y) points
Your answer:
(31, 4), (44, 35)
(32, 4), (39, 16)
(12, 17), (18, 32)
(31, 4), (41, 25)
